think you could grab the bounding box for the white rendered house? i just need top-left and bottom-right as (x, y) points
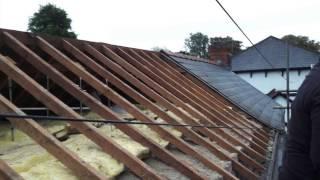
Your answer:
(231, 36), (320, 121)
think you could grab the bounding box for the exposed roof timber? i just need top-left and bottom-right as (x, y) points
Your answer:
(1, 31), (164, 180)
(146, 52), (269, 141)
(35, 36), (206, 179)
(161, 52), (244, 114)
(76, 41), (258, 177)
(2, 27), (260, 131)
(103, 51), (255, 177)
(0, 92), (105, 179)
(114, 50), (263, 162)
(95, 46), (262, 177)
(136, 51), (268, 151)
(61, 40), (237, 179)
(83, 43), (259, 178)
(0, 28), (155, 55)
(0, 159), (24, 180)
(140, 52), (268, 170)
(8, 30), (235, 179)
(152, 53), (257, 123)
(152, 54), (268, 142)
(0, 29), (275, 179)
(161, 52), (272, 132)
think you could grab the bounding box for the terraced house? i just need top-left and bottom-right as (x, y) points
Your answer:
(0, 29), (285, 180)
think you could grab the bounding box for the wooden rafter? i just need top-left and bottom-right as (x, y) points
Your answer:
(151, 52), (270, 148)
(0, 159), (23, 180)
(0, 92), (105, 179)
(0, 28), (275, 179)
(1, 31), (164, 180)
(119, 50), (265, 154)
(128, 49), (268, 151)
(62, 40), (237, 180)
(35, 36), (207, 180)
(101, 46), (265, 170)
(155, 52), (270, 136)
(83, 44), (260, 179)
(141, 51), (270, 144)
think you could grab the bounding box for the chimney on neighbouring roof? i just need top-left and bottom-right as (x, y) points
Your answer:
(208, 46), (232, 67)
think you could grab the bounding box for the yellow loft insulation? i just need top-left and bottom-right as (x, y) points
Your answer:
(0, 111), (183, 179)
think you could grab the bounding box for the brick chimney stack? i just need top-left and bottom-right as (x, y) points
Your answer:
(208, 47), (232, 67)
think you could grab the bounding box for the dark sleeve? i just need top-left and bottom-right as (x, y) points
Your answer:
(310, 92), (320, 175)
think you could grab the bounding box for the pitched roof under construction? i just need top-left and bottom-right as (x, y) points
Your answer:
(163, 51), (285, 130)
(0, 29), (280, 180)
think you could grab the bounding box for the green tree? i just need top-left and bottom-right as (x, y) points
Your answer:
(282, 35), (320, 52)
(151, 46), (170, 52)
(28, 3), (77, 38)
(184, 32), (209, 58)
(209, 36), (243, 54)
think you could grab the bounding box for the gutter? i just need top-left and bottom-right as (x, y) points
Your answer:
(265, 131), (279, 180)
(265, 130), (286, 180)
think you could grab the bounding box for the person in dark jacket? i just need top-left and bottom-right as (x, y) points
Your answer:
(279, 63), (320, 180)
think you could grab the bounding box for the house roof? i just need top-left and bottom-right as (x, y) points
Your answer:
(232, 36), (320, 72)
(164, 51), (285, 130)
(0, 28), (275, 180)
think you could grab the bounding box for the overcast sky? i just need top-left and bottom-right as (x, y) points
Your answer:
(0, 0), (319, 51)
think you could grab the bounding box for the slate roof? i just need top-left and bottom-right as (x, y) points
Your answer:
(232, 36), (320, 72)
(164, 52), (285, 130)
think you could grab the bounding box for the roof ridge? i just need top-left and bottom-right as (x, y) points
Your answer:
(163, 51), (218, 65)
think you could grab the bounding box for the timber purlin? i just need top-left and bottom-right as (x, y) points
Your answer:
(0, 28), (277, 179)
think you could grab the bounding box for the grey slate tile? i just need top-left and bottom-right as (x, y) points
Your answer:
(166, 53), (285, 130)
(232, 36), (320, 72)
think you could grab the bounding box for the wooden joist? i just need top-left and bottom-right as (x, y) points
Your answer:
(158, 53), (270, 134)
(62, 40), (237, 180)
(130, 49), (269, 152)
(0, 159), (23, 180)
(140, 51), (270, 146)
(150, 51), (268, 142)
(34, 36), (208, 180)
(139, 51), (271, 157)
(125, 49), (268, 152)
(0, 28), (274, 179)
(101, 46), (265, 171)
(1, 31), (164, 180)
(0, 93), (106, 179)
(83, 44), (260, 179)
